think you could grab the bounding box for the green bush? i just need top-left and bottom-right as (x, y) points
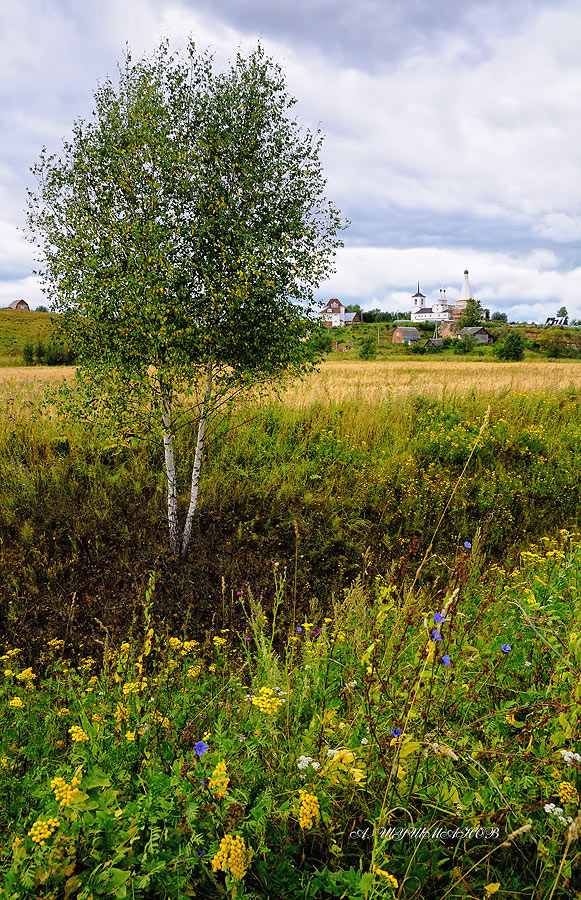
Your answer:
(493, 331), (526, 361)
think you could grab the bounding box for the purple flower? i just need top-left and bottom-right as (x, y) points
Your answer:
(464, 541), (472, 549)
(194, 740), (209, 757)
(442, 654), (451, 667)
(391, 728), (403, 738)
(246, 637), (252, 642)
(433, 611), (446, 624)
(501, 644), (512, 654)
(236, 590), (242, 597)
(198, 850), (206, 857)
(201, 779), (207, 786)
(431, 629), (442, 642)
(296, 626), (303, 632)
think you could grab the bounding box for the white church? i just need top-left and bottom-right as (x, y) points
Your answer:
(411, 269), (474, 323)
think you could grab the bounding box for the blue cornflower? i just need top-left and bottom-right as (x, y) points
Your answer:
(296, 626), (303, 632)
(431, 629), (442, 642)
(464, 541), (472, 549)
(194, 740), (209, 757)
(198, 850), (206, 857)
(442, 654), (451, 667)
(391, 728), (403, 738)
(501, 644), (512, 654)
(433, 611), (446, 624)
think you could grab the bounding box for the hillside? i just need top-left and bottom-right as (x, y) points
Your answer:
(0, 309), (55, 365)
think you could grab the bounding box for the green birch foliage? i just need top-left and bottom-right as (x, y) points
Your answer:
(26, 41), (344, 414)
(26, 41), (345, 552)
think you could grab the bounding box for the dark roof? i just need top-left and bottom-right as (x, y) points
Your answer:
(396, 326), (421, 339)
(459, 326), (490, 335)
(415, 307), (433, 314)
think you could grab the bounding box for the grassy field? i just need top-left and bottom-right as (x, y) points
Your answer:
(1, 359), (581, 897)
(0, 311), (54, 366)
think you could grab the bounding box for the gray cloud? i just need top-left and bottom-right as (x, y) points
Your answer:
(1, 0), (580, 321)
(180, 0), (547, 71)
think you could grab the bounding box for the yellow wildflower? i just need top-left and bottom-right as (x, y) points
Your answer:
(68, 725), (89, 743)
(559, 781), (580, 805)
(28, 817), (60, 846)
(209, 760), (230, 798)
(211, 834), (250, 880)
(298, 790), (320, 830)
(376, 870), (398, 888)
(8, 697), (24, 708)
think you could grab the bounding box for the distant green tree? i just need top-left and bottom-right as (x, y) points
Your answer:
(26, 41), (344, 558)
(458, 298), (485, 328)
(22, 340), (34, 366)
(34, 340), (46, 365)
(308, 327), (333, 354)
(453, 335), (477, 354)
(357, 332), (377, 360)
(35, 305), (49, 312)
(490, 311), (507, 323)
(557, 306), (568, 318)
(493, 330), (526, 361)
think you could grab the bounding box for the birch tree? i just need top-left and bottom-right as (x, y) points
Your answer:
(26, 41), (344, 558)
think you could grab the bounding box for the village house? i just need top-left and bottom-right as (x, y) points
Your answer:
(392, 326), (422, 345)
(458, 326), (495, 344)
(7, 299), (30, 311)
(318, 298), (359, 327)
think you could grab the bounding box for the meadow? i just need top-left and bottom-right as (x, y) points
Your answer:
(1, 359), (581, 898)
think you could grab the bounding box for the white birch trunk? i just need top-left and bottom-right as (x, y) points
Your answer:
(180, 361), (213, 558)
(159, 380), (180, 557)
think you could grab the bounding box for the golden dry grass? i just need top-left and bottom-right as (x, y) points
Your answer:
(1, 359), (581, 405)
(0, 366), (75, 384)
(286, 358), (581, 405)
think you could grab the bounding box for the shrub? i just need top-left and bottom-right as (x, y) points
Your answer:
(493, 331), (526, 361)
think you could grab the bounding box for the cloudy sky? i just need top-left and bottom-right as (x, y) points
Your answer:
(3, 0), (581, 321)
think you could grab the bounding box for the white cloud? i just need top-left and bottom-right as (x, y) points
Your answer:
(2, 0), (581, 322)
(534, 213), (581, 243)
(0, 276), (44, 310)
(322, 245), (581, 320)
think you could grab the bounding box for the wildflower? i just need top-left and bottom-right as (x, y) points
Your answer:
(433, 611), (446, 624)
(501, 644), (512, 653)
(51, 774), (82, 807)
(391, 728), (403, 738)
(361, 738), (369, 745)
(3, 669), (13, 677)
(376, 870), (398, 888)
(559, 781), (580, 805)
(195, 740), (209, 758)
(209, 760), (230, 798)
(464, 541), (472, 549)
(251, 687), (285, 714)
(8, 697), (24, 708)
(298, 790), (320, 829)
(208, 664), (216, 673)
(125, 731), (136, 742)
(28, 818), (60, 846)
(15, 667), (36, 683)
(211, 834), (250, 880)
(298, 755), (313, 771)
(560, 749), (581, 765)
(431, 630), (442, 642)
(442, 655), (451, 667)
(296, 627), (303, 633)
(68, 725), (89, 742)
(187, 665), (202, 678)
